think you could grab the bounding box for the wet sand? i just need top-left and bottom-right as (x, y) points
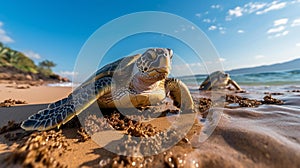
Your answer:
(0, 84), (300, 167)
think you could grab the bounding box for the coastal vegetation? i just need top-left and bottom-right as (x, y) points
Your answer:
(0, 42), (68, 82)
(0, 43), (39, 73)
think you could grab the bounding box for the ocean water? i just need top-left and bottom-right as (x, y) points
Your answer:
(180, 69), (300, 87)
(229, 70), (300, 86)
(49, 69), (300, 90)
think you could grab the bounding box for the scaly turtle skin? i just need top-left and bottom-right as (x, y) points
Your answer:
(199, 71), (241, 91)
(21, 48), (194, 131)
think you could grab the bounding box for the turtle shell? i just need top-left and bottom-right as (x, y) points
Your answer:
(79, 54), (141, 88)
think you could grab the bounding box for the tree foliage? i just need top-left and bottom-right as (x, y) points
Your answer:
(38, 60), (57, 77)
(39, 60), (56, 69)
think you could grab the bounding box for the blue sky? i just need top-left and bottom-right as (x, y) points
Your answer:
(0, 0), (300, 79)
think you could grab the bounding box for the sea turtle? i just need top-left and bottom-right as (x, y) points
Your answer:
(199, 71), (242, 91)
(21, 48), (194, 131)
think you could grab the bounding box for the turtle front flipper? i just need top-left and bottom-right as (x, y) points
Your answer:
(199, 80), (212, 90)
(165, 78), (194, 112)
(228, 79), (242, 90)
(21, 77), (112, 131)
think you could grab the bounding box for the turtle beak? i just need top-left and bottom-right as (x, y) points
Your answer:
(148, 70), (158, 77)
(148, 68), (169, 77)
(167, 48), (173, 59)
(157, 68), (170, 74)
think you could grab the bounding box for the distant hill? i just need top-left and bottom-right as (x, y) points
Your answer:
(228, 58), (300, 74)
(0, 42), (69, 82)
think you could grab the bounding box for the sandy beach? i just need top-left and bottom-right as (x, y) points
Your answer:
(1, 0), (300, 167)
(0, 83), (300, 167)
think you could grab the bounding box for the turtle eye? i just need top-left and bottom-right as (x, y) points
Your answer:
(167, 48), (173, 59)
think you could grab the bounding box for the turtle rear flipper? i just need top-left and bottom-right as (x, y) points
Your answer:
(21, 102), (76, 131)
(46, 97), (69, 109)
(21, 77), (112, 131)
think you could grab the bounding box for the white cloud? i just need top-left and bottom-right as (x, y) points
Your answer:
(228, 6), (243, 17)
(245, 2), (267, 13)
(274, 18), (289, 26)
(255, 55), (265, 59)
(211, 4), (221, 9)
(219, 58), (226, 62)
(291, 18), (300, 27)
(291, 0), (300, 4)
(0, 36), (14, 44)
(219, 27), (226, 34)
(237, 29), (245, 33)
(226, 2), (267, 20)
(0, 21), (14, 43)
(203, 18), (211, 23)
(226, 1), (288, 20)
(207, 25), (226, 34)
(208, 25), (217, 31)
(195, 13), (202, 18)
(266, 17), (292, 38)
(267, 26), (285, 34)
(23, 50), (41, 59)
(281, 30), (289, 36)
(268, 30), (289, 38)
(0, 29), (5, 34)
(256, 1), (287, 15)
(202, 18), (217, 24)
(296, 43), (300, 47)
(59, 71), (78, 78)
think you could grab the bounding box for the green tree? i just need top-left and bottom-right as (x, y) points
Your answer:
(39, 60), (56, 69)
(38, 60), (56, 77)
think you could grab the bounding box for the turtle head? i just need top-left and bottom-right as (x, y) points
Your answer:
(136, 48), (173, 79)
(199, 71), (231, 90)
(213, 71), (230, 86)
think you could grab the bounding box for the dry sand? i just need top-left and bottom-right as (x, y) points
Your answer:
(0, 83), (300, 167)
(0, 83), (72, 104)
